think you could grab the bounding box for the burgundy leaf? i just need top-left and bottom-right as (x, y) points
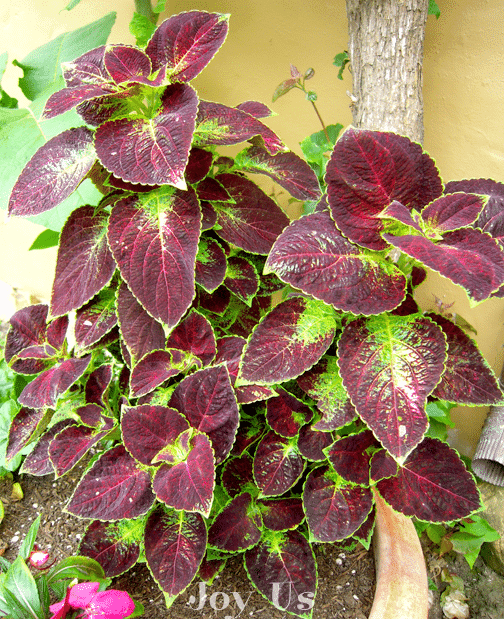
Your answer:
(20, 420), (74, 476)
(104, 44), (153, 84)
(225, 296), (262, 338)
(297, 424), (334, 461)
(236, 384), (276, 405)
(169, 365), (239, 463)
(50, 206), (116, 316)
(108, 187), (201, 327)
(5, 305), (50, 374)
(214, 335), (246, 385)
(257, 498), (305, 531)
(15, 344), (57, 361)
(18, 356), (91, 409)
(240, 296), (336, 385)
(195, 237), (227, 292)
(253, 431), (305, 496)
(429, 313), (503, 404)
(266, 388), (313, 438)
(297, 357), (357, 431)
(265, 211), (406, 315)
(369, 448), (399, 482)
(95, 83), (198, 188)
(231, 419), (264, 456)
(146, 11), (229, 81)
(196, 101), (285, 155)
(49, 417), (114, 477)
(196, 285), (231, 316)
(66, 444), (155, 520)
(198, 555), (227, 583)
(62, 46), (109, 87)
(196, 177), (232, 202)
(384, 228), (504, 302)
(221, 452), (254, 497)
(244, 529), (316, 617)
(79, 520), (141, 577)
(75, 403), (103, 427)
(326, 430), (376, 485)
(200, 201), (217, 230)
(208, 492), (262, 551)
(380, 200), (422, 232)
(236, 145), (321, 201)
(153, 432), (215, 516)
(326, 128), (442, 250)
(224, 256), (259, 305)
(353, 507), (376, 549)
(213, 174), (289, 255)
(46, 316), (69, 350)
(129, 349), (189, 398)
(85, 363), (113, 407)
(77, 89), (133, 127)
(121, 404), (190, 465)
(9, 127), (96, 217)
(338, 314), (446, 458)
(6, 407), (45, 463)
(42, 83), (118, 119)
(236, 101), (273, 118)
(420, 193), (487, 235)
(166, 309), (216, 367)
(185, 148), (213, 184)
(303, 466), (373, 542)
(74, 290), (117, 353)
(376, 438), (481, 521)
(144, 505), (207, 605)
(117, 282), (165, 362)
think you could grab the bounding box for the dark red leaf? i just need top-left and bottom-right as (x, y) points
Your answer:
(95, 83), (198, 188)
(376, 438), (481, 521)
(195, 237), (227, 292)
(9, 127), (96, 217)
(297, 423), (334, 461)
(265, 211), (406, 315)
(266, 388), (312, 438)
(129, 349), (189, 398)
(213, 174), (289, 255)
(79, 520), (141, 577)
(224, 256), (259, 305)
(50, 206), (116, 316)
(20, 420), (74, 476)
(240, 296), (336, 385)
(420, 193), (487, 235)
(244, 530), (316, 618)
(144, 505), (207, 605)
(146, 11), (229, 82)
(104, 44), (153, 84)
(303, 466), (373, 542)
(326, 430), (376, 485)
(257, 498), (305, 531)
(196, 177), (232, 202)
(108, 187), (201, 327)
(196, 101), (285, 155)
(235, 101), (273, 118)
(62, 46), (109, 87)
(5, 305), (50, 374)
(429, 313), (503, 404)
(6, 407), (45, 463)
(253, 431), (304, 496)
(18, 356), (91, 409)
(85, 365), (112, 406)
(221, 452), (254, 497)
(208, 492), (262, 551)
(185, 148), (214, 184)
(166, 309), (216, 367)
(66, 444), (155, 520)
(42, 83), (118, 119)
(74, 290), (117, 353)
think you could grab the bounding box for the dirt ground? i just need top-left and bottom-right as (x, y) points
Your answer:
(0, 466), (503, 619)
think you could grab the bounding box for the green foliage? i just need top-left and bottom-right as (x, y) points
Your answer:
(332, 51), (350, 80)
(429, 0), (441, 19)
(129, 13), (157, 47)
(300, 123), (343, 182)
(29, 230), (60, 251)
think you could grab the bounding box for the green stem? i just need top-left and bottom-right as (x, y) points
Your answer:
(135, 0), (158, 24)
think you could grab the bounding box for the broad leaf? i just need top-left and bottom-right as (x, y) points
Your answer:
(74, 290), (117, 353)
(240, 296), (337, 384)
(169, 365), (239, 463)
(213, 174), (289, 255)
(117, 282), (165, 362)
(195, 237), (227, 292)
(208, 492), (262, 551)
(42, 82), (119, 119)
(66, 444), (155, 520)
(303, 465), (373, 541)
(129, 349), (189, 398)
(258, 498), (305, 531)
(5, 305), (52, 374)
(6, 407), (46, 463)
(374, 438), (481, 521)
(420, 193), (487, 235)
(146, 11), (229, 82)
(338, 314), (447, 458)
(108, 187), (201, 327)
(9, 126), (96, 217)
(166, 309), (216, 367)
(253, 431), (305, 496)
(297, 356), (357, 430)
(104, 45), (156, 85)
(144, 506), (207, 606)
(50, 206), (116, 317)
(195, 102), (285, 155)
(221, 452), (254, 497)
(20, 420), (74, 476)
(224, 256), (259, 306)
(326, 430), (376, 485)
(95, 84), (197, 188)
(384, 228), (504, 303)
(266, 388), (313, 438)
(153, 432), (215, 516)
(185, 147), (213, 184)
(121, 405), (189, 465)
(297, 423), (334, 461)
(18, 356), (91, 409)
(79, 519), (142, 577)
(85, 364), (112, 406)
(244, 530), (316, 618)
(325, 127), (442, 250)
(429, 313), (503, 404)
(266, 211), (406, 315)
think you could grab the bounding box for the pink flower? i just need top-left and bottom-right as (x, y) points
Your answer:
(49, 582), (135, 619)
(28, 549), (51, 568)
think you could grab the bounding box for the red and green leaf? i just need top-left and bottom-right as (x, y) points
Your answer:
(195, 236), (227, 292)
(129, 349), (189, 398)
(74, 290), (117, 353)
(266, 388), (313, 438)
(208, 492), (262, 552)
(166, 309), (216, 367)
(253, 431), (305, 497)
(224, 256), (259, 306)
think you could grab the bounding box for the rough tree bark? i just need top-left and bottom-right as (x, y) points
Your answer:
(346, 0), (429, 144)
(345, 1), (430, 617)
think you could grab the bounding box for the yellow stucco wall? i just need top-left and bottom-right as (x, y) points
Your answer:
(1, 0), (504, 456)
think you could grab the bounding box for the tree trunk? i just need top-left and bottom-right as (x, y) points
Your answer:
(345, 0), (429, 144)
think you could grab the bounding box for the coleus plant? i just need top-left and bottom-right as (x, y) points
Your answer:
(4, 9), (504, 618)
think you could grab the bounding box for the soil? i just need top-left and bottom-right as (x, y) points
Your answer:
(1, 466), (504, 619)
